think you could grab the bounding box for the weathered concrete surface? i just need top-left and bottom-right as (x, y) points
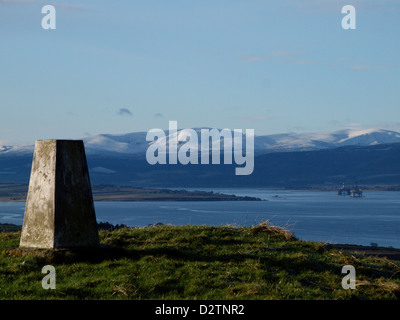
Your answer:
(20, 140), (99, 249)
(19, 141), (56, 248)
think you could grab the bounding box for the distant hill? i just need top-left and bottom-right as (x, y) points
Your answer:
(85, 142), (400, 188)
(1, 140), (400, 188)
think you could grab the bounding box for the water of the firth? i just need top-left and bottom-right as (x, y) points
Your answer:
(0, 189), (399, 248)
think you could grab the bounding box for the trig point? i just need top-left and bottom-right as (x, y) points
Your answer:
(20, 140), (99, 249)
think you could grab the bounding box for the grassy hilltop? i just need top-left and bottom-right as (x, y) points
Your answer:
(1, 223), (400, 300)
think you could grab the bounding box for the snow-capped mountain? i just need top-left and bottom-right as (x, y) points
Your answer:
(2, 128), (400, 188)
(1, 128), (400, 156)
(0, 144), (34, 155)
(83, 132), (149, 155)
(253, 128), (400, 153)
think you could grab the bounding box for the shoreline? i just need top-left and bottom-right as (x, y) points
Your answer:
(330, 244), (400, 263)
(1, 183), (400, 203)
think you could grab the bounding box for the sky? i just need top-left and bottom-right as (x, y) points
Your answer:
(0, 0), (399, 145)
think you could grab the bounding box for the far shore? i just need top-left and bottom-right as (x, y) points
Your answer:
(0, 184), (263, 202)
(1, 182), (400, 202)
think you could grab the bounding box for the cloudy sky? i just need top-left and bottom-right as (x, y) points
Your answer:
(1, 0), (399, 144)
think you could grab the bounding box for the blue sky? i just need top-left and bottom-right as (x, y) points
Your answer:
(1, 0), (399, 144)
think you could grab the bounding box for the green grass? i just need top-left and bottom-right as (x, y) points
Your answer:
(1, 223), (399, 300)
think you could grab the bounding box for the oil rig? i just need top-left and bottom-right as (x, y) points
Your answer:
(338, 182), (363, 198)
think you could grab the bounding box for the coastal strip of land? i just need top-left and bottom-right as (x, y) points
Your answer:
(0, 183), (262, 202)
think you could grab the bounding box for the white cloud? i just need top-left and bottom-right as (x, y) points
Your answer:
(118, 108), (133, 116)
(153, 113), (164, 119)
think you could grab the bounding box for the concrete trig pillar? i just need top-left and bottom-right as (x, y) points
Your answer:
(20, 140), (99, 248)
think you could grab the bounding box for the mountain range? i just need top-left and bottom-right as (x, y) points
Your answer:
(1, 128), (400, 188)
(2, 128), (400, 156)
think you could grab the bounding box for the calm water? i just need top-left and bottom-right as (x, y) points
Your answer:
(1, 189), (399, 248)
